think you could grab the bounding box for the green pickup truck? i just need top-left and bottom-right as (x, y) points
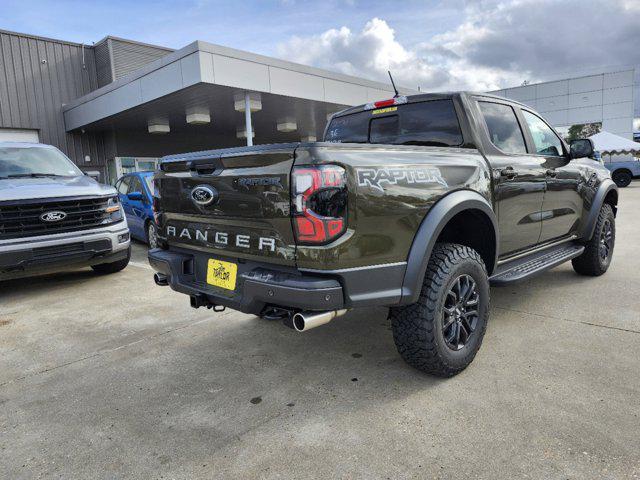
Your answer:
(149, 92), (618, 377)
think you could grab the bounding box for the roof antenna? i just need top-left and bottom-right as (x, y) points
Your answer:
(388, 70), (399, 98)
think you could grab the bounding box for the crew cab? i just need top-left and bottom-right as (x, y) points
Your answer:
(149, 92), (617, 377)
(0, 143), (130, 280)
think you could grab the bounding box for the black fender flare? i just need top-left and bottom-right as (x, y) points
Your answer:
(399, 190), (498, 305)
(579, 179), (618, 240)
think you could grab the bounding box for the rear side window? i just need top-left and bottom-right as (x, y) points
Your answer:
(479, 101), (527, 154)
(326, 99), (463, 147)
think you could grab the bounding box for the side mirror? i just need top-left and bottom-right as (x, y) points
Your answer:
(127, 191), (144, 201)
(570, 138), (594, 159)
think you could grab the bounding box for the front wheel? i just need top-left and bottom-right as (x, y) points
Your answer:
(389, 243), (490, 377)
(572, 203), (615, 276)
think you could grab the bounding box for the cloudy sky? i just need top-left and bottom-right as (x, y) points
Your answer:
(1, 0), (638, 93)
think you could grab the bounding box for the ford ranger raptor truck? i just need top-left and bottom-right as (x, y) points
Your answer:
(0, 143), (130, 281)
(149, 92), (618, 377)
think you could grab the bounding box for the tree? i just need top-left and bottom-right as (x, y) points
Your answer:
(566, 122), (601, 142)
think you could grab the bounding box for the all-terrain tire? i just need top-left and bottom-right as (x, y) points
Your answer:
(612, 170), (632, 188)
(572, 203), (615, 276)
(91, 246), (131, 274)
(389, 243), (490, 377)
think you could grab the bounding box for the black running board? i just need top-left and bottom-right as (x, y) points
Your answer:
(490, 243), (585, 286)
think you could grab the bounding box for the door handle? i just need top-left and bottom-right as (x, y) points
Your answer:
(545, 169), (557, 178)
(500, 167), (517, 180)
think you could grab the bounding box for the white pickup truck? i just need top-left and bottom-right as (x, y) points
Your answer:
(0, 142), (130, 280)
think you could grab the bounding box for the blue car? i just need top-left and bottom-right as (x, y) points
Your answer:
(114, 172), (157, 247)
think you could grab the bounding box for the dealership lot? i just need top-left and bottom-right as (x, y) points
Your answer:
(0, 186), (639, 479)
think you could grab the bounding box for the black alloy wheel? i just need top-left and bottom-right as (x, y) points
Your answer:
(599, 218), (613, 261)
(442, 274), (480, 351)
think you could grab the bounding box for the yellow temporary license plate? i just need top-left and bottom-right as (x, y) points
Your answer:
(206, 259), (237, 291)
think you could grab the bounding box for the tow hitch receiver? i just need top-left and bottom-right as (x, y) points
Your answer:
(190, 294), (225, 312)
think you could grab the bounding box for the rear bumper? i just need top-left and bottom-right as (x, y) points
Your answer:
(148, 247), (406, 315)
(0, 221), (130, 280)
(148, 248), (343, 315)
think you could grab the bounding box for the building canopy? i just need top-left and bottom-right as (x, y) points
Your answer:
(62, 40), (410, 150)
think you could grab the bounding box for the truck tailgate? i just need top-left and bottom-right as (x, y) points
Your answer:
(156, 144), (297, 266)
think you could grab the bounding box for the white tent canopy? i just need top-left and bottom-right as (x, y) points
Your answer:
(588, 131), (640, 154)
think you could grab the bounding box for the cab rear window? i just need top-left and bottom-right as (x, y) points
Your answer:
(325, 99), (463, 147)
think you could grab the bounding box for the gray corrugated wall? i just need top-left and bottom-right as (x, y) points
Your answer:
(0, 30), (109, 174)
(94, 40), (113, 88)
(110, 38), (171, 80)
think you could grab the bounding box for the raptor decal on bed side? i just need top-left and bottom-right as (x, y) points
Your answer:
(356, 167), (447, 192)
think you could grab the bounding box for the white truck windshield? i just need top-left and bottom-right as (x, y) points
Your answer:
(0, 146), (83, 178)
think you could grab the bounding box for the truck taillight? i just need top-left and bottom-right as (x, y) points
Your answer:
(292, 165), (347, 244)
(152, 197), (161, 224)
(152, 178), (161, 224)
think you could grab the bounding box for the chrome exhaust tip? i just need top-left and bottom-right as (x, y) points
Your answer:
(291, 309), (348, 332)
(154, 273), (169, 286)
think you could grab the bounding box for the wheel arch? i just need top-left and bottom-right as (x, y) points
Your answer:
(580, 179), (618, 240)
(400, 190), (498, 305)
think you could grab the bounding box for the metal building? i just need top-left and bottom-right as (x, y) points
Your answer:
(0, 30), (108, 171)
(490, 68), (638, 139)
(0, 29), (405, 183)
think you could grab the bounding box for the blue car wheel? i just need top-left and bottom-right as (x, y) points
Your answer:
(147, 221), (158, 248)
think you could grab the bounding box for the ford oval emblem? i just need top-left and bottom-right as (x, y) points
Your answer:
(191, 185), (218, 206)
(40, 211), (67, 222)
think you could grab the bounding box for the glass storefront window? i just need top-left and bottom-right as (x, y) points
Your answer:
(121, 157), (136, 174)
(137, 161), (157, 171)
(107, 157), (159, 185)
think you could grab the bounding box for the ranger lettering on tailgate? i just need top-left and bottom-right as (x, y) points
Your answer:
(166, 225), (277, 252)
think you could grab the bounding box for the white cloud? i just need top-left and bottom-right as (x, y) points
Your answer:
(278, 18), (461, 91)
(277, 0), (640, 93)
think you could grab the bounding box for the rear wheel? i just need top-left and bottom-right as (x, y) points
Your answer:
(389, 243), (490, 377)
(612, 170), (632, 188)
(91, 246), (131, 274)
(572, 203), (615, 276)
